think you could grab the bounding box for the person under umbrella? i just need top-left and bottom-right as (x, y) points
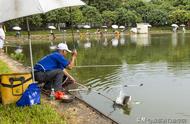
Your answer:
(34, 43), (77, 93)
(0, 24), (5, 54)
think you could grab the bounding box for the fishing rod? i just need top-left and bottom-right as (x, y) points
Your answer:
(75, 64), (125, 68)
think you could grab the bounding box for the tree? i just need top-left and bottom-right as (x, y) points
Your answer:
(115, 8), (141, 26)
(71, 8), (84, 24)
(56, 9), (70, 24)
(124, 0), (146, 11)
(82, 6), (102, 25)
(83, 0), (121, 12)
(27, 15), (43, 28)
(169, 9), (190, 24)
(102, 11), (117, 26)
(147, 9), (168, 26)
(173, 0), (189, 7)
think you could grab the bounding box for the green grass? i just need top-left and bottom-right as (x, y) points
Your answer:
(0, 61), (12, 74)
(0, 103), (66, 124)
(0, 60), (66, 124)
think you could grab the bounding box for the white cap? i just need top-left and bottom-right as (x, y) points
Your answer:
(57, 43), (72, 53)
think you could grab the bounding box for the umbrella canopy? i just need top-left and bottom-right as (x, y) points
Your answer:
(112, 25), (118, 29)
(147, 24), (152, 27)
(180, 24), (185, 27)
(12, 26), (22, 31)
(171, 24), (178, 27)
(102, 26), (108, 28)
(0, 0), (85, 23)
(48, 26), (56, 30)
(83, 25), (91, 29)
(119, 26), (125, 29)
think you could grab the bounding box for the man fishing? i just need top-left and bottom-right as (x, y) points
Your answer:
(34, 43), (77, 92)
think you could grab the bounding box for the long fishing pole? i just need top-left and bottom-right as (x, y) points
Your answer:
(75, 64), (125, 68)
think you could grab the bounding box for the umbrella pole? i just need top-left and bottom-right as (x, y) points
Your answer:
(69, 7), (75, 49)
(26, 18), (35, 81)
(69, 7), (78, 66)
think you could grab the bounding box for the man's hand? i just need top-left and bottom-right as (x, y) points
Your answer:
(72, 49), (77, 57)
(70, 77), (77, 84)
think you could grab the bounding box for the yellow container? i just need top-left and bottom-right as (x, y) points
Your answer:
(0, 73), (33, 105)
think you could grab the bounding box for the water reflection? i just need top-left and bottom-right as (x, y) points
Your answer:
(84, 38), (91, 49)
(181, 33), (185, 45)
(120, 32), (125, 46)
(172, 32), (178, 47)
(111, 37), (119, 47)
(130, 34), (137, 44)
(123, 105), (132, 115)
(103, 37), (108, 46)
(131, 34), (150, 46)
(49, 41), (57, 50)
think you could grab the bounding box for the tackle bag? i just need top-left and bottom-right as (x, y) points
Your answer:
(16, 83), (40, 107)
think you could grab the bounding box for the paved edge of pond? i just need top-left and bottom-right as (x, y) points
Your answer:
(0, 52), (115, 124)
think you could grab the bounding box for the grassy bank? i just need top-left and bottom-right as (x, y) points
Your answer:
(0, 61), (12, 74)
(0, 60), (66, 124)
(0, 103), (66, 124)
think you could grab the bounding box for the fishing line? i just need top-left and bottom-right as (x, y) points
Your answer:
(74, 82), (116, 103)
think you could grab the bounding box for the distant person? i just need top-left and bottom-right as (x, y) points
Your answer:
(182, 27), (186, 33)
(50, 29), (56, 40)
(0, 24), (5, 54)
(16, 31), (21, 38)
(172, 26), (178, 32)
(34, 43), (77, 93)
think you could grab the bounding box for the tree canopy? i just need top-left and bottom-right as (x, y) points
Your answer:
(5, 0), (190, 29)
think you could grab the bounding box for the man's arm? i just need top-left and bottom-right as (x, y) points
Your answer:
(66, 50), (77, 70)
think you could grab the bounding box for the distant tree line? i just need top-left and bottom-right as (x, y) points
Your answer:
(5, 0), (190, 30)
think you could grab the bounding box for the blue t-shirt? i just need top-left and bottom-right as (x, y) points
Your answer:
(34, 52), (69, 72)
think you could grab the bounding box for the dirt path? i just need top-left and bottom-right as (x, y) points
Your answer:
(0, 52), (115, 124)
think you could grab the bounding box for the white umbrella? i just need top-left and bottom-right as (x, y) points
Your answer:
(171, 24), (179, 27)
(0, 0), (85, 81)
(48, 26), (56, 30)
(112, 25), (118, 29)
(180, 24), (185, 27)
(119, 26), (125, 29)
(83, 25), (91, 29)
(12, 26), (22, 31)
(147, 24), (152, 27)
(0, 0), (85, 23)
(102, 26), (108, 28)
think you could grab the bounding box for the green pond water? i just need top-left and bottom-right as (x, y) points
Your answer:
(7, 33), (190, 124)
